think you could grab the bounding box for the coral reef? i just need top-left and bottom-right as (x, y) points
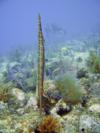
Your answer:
(0, 13), (100, 133)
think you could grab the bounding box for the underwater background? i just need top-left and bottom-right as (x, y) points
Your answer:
(0, 0), (100, 133)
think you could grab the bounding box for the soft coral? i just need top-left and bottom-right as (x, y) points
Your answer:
(36, 115), (60, 133)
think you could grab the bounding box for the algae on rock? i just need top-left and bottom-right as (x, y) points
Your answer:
(55, 76), (84, 104)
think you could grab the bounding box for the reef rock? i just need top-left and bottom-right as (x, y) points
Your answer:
(89, 104), (100, 114)
(8, 88), (27, 113)
(0, 102), (6, 110)
(25, 96), (37, 111)
(76, 68), (88, 79)
(90, 82), (100, 98)
(79, 115), (100, 133)
(12, 88), (26, 101)
(65, 125), (76, 133)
